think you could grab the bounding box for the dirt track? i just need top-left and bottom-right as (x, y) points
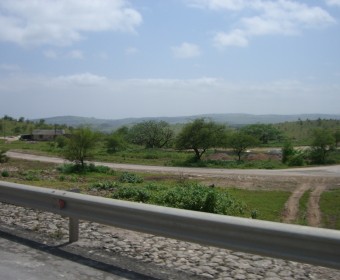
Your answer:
(5, 151), (340, 227)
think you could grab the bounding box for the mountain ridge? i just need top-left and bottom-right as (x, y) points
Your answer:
(39, 113), (340, 131)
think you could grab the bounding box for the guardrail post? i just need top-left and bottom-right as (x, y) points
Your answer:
(69, 217), (79, 243)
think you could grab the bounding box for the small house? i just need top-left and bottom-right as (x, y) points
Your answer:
(31, 129), (65, 141)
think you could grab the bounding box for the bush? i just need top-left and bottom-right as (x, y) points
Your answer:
(119, 172), (144, 183)
(287, 153), (305, 166)
(112, 185), (150, 202)
(111, 183), (245, 215)
(57, 163), (113, 174)
(282, 141), (295, 164)
(1, 170), (9, 177)
(90, 181), (118, 191)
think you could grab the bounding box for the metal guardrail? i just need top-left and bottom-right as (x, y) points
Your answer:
(1, 180), (340, 269)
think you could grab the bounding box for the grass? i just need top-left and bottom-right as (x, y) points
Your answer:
(320, 188), (340, 230)
(227, 188), (291, 222)
(297, 190), (310, 225)
(0, 158), (292, 222)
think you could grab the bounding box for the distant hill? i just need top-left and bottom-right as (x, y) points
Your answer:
(40, 114), (340, 132)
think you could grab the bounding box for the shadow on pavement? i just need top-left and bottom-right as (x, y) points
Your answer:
(0, 229), (160, 280)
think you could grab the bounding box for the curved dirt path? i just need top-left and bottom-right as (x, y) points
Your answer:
(281, 183), (311, 224)
(307, 182), (327, 227)
(282, 179), (328, 227)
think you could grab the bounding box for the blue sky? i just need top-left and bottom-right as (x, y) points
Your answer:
(0, 0), (340, 119)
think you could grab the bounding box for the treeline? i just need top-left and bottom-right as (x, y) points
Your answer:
(59, 118), (340, 168)
(0, 115), (70, 136)
(3, 115), (340, 167)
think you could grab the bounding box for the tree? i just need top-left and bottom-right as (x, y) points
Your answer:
(241, 124), (283, 144)
(176, 118), (227, 161)
(334, 130), (340, 148)
(228, 132), (258, 161)
(282, 140), (295, 164)
(281, 140), (305, 166)
(63, 127), (98, 168)
(106, 132), (127, 153)
(309, 129), (335, 164)
(128, 120), (174, 149)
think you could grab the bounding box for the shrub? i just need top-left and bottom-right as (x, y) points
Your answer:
(119, 172), (144, 183)
(90, 181), (118, 191)
(287, 153), (305, 166)
(112, 186), (150, 202)
(111, 183), (245, 215)
(57, 163), (113, 174)
(1, 170), (9, 177)
(282, 141), (295, 164)
(23, 170), (40, 181)
(251, 209), (259, 219)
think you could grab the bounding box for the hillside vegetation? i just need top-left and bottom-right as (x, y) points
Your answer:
(275, 119), (340, 145)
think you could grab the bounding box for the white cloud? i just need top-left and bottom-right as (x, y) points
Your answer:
(214, 30), (248, 47)
(54, 73), (107, 86)
(188, 0), (246, 10)
(326, 0), (340, 7)
(188, 0), (336, 48)
(0, 0), (142, 47)
(68, 50), (84, 60)
(172, 42), (201, 58)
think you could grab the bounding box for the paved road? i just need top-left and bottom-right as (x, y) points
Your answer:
(6, 151), (340, 178)
(0, 231), (159, 280)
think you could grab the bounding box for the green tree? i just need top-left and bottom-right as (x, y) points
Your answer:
(309, 129), (335, 164)
(281, 140), (305, 166)
(228, 132), (258, 161)
(241, 124), (283, 144)
(106, 133), (127, 153)
(128, 120), (174, 148)
(63, 127), (98, 168)
(282, 140), (295, 164)
(176, 118), (227, 161)
(334, 130), (340, 148)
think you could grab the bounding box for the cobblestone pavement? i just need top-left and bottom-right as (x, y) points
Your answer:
(1, 202), (340, 280)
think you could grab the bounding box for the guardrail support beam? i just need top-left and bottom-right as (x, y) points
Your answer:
(69, 217), (79, 243)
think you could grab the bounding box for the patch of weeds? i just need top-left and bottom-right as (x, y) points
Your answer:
(1, 170), (9, 177)
(90, 181), (118, 191)
(297, 190), (310, 225)
(49, 228), (64, 239)
(251, 209), (259, 219)
(119, 172), (144, 183)
(57, 163), (114, 175)
(21, 170), (40, 181)
(112, 183), (245, 215)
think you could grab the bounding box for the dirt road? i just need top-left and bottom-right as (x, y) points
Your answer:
(6, 151), (340, 179)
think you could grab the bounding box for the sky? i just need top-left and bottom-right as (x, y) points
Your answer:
(0, 0), (340, 120)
